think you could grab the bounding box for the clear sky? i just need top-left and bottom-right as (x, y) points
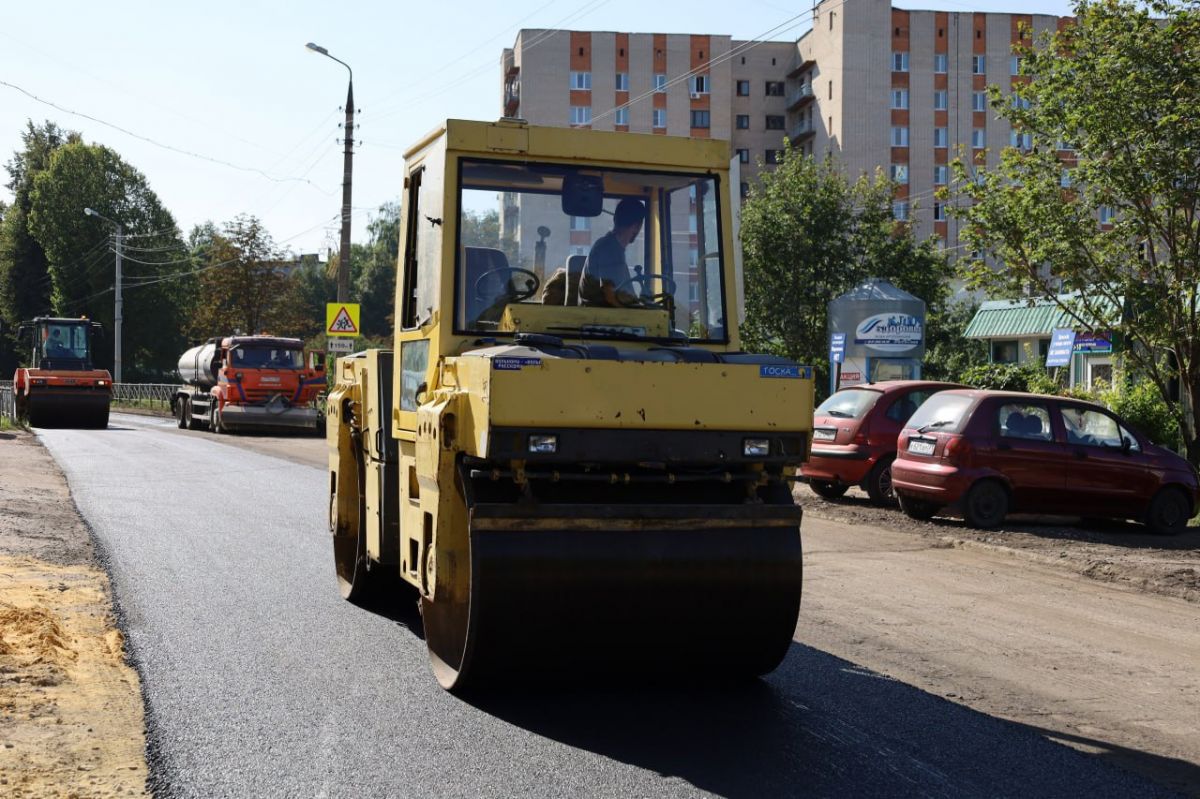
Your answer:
(0, 0), (1074, 258)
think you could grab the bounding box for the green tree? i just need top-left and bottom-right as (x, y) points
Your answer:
(355, 201), (400, 338)
(740, 145), (951, 395)
(187, 215), (289, 339)
(0, 122), (80, 371)
(27, 139), (188, 379)
(922, 300), (989, 382)
(951, 0), (1200, 462)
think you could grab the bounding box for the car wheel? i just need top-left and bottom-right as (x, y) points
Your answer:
(1144, 488), (1190, 536)
(864, 457), (897, 506)
(963, 480), (1008, 529)
(898, 493), (940, 521)
(809, 481), (849, 500)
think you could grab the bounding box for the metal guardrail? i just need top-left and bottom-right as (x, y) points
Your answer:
(111, 382), (176, 409)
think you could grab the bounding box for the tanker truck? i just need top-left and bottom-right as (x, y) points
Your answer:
(171, 335), (326, 433)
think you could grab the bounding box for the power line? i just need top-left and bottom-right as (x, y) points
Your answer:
(0, 78), (337, 195)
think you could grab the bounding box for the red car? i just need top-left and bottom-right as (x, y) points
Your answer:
(891, 389), (1199, 534)
(803, 380), (965, 505)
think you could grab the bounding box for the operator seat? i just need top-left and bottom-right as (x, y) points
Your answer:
(463, 246), (510, 325)
(564, 254), (587, 306)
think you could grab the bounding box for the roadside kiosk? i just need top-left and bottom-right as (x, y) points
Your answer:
(827, 279), (926, 394)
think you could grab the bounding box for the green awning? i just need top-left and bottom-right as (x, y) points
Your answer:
(964, 293), (1122, 339)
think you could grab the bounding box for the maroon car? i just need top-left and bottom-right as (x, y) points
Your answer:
(802, 380), (965, 505)
(891, 389), (1199, 534)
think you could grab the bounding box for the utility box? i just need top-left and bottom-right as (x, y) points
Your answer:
(828, 279), (926, 393)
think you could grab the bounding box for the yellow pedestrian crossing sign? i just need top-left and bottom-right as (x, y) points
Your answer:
(326, 303), (361, 337)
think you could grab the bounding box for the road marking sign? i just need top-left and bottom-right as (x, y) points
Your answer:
(326, 303), (360, 337)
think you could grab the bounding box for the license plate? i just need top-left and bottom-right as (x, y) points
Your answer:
(813, 428), (836, 441)
(908, 439), (935, 455)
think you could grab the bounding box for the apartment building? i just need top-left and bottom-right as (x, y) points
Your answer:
(790, 0), (1067, 253)
(498, 0), (1067, 264)
(500, 30), (792, 272)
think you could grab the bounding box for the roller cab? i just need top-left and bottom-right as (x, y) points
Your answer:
(328, 120), (814, 691)
(13, 317), (112, 429)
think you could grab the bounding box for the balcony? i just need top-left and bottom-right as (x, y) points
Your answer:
(787, 57), (816, 79)
(787, 83), (814, 110)
(504, 78), (520, 118)
(789, 121), (816, 143)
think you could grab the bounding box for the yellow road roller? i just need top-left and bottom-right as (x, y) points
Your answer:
(327, 119), (814, 691)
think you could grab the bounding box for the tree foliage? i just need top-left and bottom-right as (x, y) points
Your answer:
(187, 215), (292, 339)
(740, 145), (951, 395)
(952, 0), (1200, 461)
(355, 201), (400, 338)
(25, 137), (188, 379)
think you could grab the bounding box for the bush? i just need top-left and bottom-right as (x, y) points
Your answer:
(1100, 380), (1181, 450)
(959, 362), (1058, 394)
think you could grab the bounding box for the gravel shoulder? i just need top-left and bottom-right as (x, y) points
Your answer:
(798, 484), (1200, 605)
(0, 430), (147, 798)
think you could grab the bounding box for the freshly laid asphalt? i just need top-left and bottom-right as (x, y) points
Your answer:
(34, 413), (1179, 798)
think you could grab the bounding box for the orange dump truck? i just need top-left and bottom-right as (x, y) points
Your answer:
(13, 317), (112, 429)
(171, 335), (326, 433)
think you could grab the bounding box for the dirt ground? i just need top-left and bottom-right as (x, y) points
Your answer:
(798, 484), (1200, 605)
(0, 429), (147, 798)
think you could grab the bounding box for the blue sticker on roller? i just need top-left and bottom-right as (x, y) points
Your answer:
(760, 364), (808, 379)
(493, 357), (543, 371)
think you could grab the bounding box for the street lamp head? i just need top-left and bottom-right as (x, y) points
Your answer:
(306, 42), (328, 55)
(84, 207), (96, 217)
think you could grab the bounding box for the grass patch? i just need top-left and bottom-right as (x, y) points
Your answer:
(0, 415), (27, 431)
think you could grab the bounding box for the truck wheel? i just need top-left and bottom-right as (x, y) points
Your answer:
(209, 403), (224, 434)
(864, 457), (897, 506)
(185, 399), (203, 431)
(175, 399), (188, 429)
(809, 481), (848, 500)
(963, 480), (1008, 529)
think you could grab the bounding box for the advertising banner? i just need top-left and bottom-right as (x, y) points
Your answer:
(1045, 328), (1076, 367)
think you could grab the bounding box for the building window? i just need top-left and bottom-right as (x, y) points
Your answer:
(893, 201), (910, 221)
(934, 164), (949, 184)
(933, 127), (948, 148)
(1010, 55), (1022, 75)
(736, 148), (750, 163)
(1060, 169), (1072, 188)
(892, 52), (909, 72)
(972, 55), (986, 75)
(890, 163), (909, 184)
(972, 91), (988, 112)
(569, 245), (588, 257)
(933, 90), (947, 110)
(654, 73), (667, 92)
(1010, 131), (1032, 150)
(765, 80), (785, 96)
(615, 72), (629, 91)
(1010, 94), (1031, 111)
(692, 74), (710, 94)
(765, 115), (785, 130)
(740, 181), (750, 198)
(736, 114), (750, 129)
(1056, 138), (1074, 152)
(570, 71), (591, 90)
(891, 89), (909, 109)
(569, 216), (591, 231)
(570, 106), (592, 126)
(765, 149), (783, 164)
(934, 53), (948, 73)
(972, 128), (986, 148)
(652, 108), (666, 129)
(934, 202), (946, 221)
(1099, 205), (1115, 224)
(992, 340), (1018, 363)
(614, 106), (629, 125)
(691, 110), (711, 128)
(736, 79), (750, 96)
(891, 126), (909, 147)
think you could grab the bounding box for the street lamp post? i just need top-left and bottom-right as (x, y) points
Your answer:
(83, 207), (123, 383)
(306, 42), (355, 303)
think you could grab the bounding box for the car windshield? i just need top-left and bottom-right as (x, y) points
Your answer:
(905, 392), (975, 434)
(231, 347), (302, 368)
(455, 158), (727, 342)
(815, 389), (881, 419)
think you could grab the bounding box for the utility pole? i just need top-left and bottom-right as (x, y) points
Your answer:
(83, 208), (123, 382)
(307, 42), (355, 302)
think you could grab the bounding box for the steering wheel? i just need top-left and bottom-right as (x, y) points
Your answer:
(473, 267), (541, 303)
(614, 272), (677, 308)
